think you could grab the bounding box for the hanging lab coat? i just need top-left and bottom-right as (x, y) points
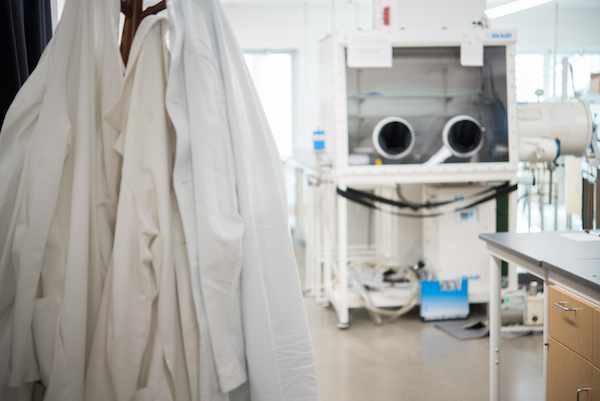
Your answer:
(0, 0), (123, 398)
(166, 0), (320, 399)
(1, 0), (320, 398)
(84, 14), (200, 401)
(165, 1), (245, 399)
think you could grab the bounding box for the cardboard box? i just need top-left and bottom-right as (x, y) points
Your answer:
(590, 73), (600, 94)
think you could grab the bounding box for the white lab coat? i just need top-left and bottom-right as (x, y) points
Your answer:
(166, 0), (320, 400)
(0, 0), (123, 399)
(1, 0), (319, 398)
(85, 14), (199, 401)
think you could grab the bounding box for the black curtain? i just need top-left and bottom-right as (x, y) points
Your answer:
(0, 0), (53, 129)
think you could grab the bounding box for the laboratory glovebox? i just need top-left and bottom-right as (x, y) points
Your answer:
(319, 30), (520, 181)
(422, 184), (496, 303)
(314, 30), (519, 328)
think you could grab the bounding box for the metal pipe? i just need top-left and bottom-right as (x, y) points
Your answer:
(552, 3), (559, 97)
(296, 167), (304, 230)
(548, 166), (553, 205)
(562, 57), (569, 100)
(542, 270), (549, 400)
(528, 183), (532, 232)
(554, 183), (559, 231)
(337, 182), (350, 328)
(539, 169), (545, 231)
(321, 185), (331, 303)
(490, 255), (502, 401)
(508, 177), (520, 291)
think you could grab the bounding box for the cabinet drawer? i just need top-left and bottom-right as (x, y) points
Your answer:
(549, 285), (595, 360)
(594, 308), (600, 367)
(547, 337), (593, 401)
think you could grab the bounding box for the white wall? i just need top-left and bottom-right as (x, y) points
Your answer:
(224, 2), (373, 166)
(385, 0), (485, 31)
(491, 5), (600, 54)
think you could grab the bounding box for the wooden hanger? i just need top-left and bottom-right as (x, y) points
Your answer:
(120, 0), (166, 65)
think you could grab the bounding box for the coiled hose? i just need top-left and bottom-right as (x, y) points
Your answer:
(347, 260), (420, 325)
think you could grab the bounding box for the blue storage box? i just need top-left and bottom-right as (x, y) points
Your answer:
(420, 279), (469, 322)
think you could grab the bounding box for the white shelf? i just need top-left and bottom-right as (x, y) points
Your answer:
(327, 285), (414, 309)
(348, 94), (461, 101)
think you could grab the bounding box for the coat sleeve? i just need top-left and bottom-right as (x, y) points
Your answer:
(180, 12), (248, 393)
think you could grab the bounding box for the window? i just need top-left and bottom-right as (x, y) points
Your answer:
(243, 52), (293, 159)
(515, 54), (545, 103)
(554, 53), (600, 98)
(516, 52), (600, 101)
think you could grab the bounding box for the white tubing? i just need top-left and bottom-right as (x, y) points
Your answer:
(348, 260), (420, 323)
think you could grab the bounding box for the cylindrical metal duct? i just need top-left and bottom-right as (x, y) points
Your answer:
(517, 99), (593, 157)
(372, 117), (416, 160)
(442, 115), (484, 158)
(519, 137), (559, 163)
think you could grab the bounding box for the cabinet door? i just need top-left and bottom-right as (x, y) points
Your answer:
(547, 337), (593, 401)
(549, 285), (594, 360)
(594, 308), (600, 367)
(593, 365), (599, 401)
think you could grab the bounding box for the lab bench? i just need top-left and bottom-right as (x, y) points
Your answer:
(479, 231), (600, 401)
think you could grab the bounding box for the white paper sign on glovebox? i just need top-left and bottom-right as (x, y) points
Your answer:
(347, 31), (393, 68)
(460, 32), (483, 67)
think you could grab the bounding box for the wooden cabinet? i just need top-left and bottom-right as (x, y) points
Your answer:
(593, 366), (600, 401)
(549, 285), (595, 360)
(548, 286), (600, 401)
(594, 308), (600, 367)
(547, 338), (592, 401)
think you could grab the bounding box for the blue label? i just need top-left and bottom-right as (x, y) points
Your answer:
(459, 210), (475, 221)
(491, 32), (512, 38)
(313, 130), (325, 150)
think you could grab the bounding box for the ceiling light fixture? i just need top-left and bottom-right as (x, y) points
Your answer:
(484, 0), (553, 19)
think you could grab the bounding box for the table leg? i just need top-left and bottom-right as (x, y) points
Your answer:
(508, 178), (519, 291)
(490, 254), (502, 401)
(321, 185), (330, 304)
(337, 183), (349, 329)
(542, 270), (549, 400)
